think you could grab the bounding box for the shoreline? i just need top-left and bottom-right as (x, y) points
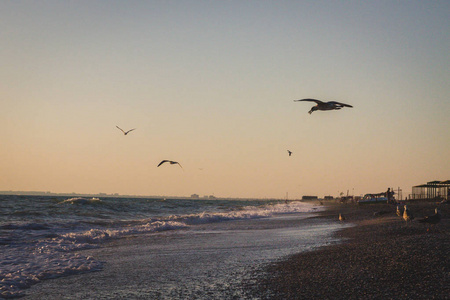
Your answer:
(23, 208), (338, 299)
(16, 200), (449, 299)
(251, 200), (449, 299)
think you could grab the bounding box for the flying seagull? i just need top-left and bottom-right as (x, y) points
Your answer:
(116, 126), (136, 135)
(287, 150), (292, 156)
(418, 208), (441, 230)
(294, 99), (353, 114)
(157, 160), (183, 169)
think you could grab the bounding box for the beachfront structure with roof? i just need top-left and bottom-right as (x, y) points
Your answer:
(410, 180), (450, 200)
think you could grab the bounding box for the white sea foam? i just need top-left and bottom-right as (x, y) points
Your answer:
(56, 221), (189, 245)
(60, 197), (102, 205)
(0, 242), (102, 299)
(172, 201), (319, 225)
(47, 202), (317, 246)
(0, 221), (192, 297)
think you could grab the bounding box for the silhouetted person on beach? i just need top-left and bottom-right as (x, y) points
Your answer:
(386, 188), (395, 203)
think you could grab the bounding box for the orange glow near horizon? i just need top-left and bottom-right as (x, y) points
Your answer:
(1, 2), (449, 199)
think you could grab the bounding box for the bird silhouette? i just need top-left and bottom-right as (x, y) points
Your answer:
(116, 126), (136, 135)
(403, 205), (414, 224)
(418, 208), (441, 230)
(287, 150), (292, 156)
(294, 99), (353, 114)
(157, 160), (183, 169)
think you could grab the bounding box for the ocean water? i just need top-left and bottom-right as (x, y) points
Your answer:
(0, 195), (343, 299)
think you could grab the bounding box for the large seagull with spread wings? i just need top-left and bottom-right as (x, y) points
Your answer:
(157, 160), (183, 170)
(294, 98), (353, 114)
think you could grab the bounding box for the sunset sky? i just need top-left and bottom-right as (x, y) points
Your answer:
(1, 1), (449, 199)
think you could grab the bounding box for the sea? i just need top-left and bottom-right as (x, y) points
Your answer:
(0, 195), (347, 299)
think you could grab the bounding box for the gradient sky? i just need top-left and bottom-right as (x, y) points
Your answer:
(1, 1), (449, 199)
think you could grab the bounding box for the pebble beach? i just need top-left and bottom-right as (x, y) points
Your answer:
(251, 200), (450, 299)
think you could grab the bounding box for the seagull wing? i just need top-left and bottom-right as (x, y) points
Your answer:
(116, 126), (126, 133)
(157, 160), (169, 167)
(294, 98), (324, 104)
(176, 162), (184, 169)
(125, 128), (136, 134)
(328, 101), (353, 108)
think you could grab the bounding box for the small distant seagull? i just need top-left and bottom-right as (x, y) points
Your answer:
(418, 208), (441, 230)
(339, 213), (346, 222)
(287, 150), (292, 156)
(403, 205), (414, 224)
(157, 160), (183, 169)
(294, 98), (353, 114)
(116, 126), (136, 135)
(396, 205), (403, 217)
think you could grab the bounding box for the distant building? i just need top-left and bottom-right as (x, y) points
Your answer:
(324, 196), (334, 200)
(411, 180), (450, 200)
(302, 195), (318, 200)
(191, 194), (200, 199)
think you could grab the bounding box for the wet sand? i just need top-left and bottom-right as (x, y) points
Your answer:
(251, 200), (450, 299)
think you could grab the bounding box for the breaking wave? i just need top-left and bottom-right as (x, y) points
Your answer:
(0, 196), (320, 298)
